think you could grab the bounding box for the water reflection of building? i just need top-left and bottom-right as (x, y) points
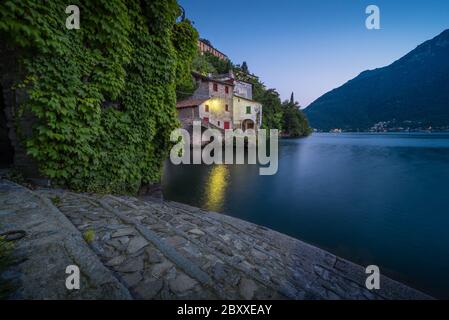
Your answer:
(203, 165), (229, 212)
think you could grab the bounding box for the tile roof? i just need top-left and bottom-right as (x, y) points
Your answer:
(176, 98), (209, 109)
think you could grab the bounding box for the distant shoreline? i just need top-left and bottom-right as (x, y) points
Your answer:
(312, 130), (449, 134)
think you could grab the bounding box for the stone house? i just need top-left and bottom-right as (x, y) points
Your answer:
(176, 72), (262, 132)
(232, 79), (262, 131)
(177, 72), (234, 130)
(233, 94), (262, 131)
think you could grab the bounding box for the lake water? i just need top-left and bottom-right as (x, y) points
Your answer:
(162, 133), (449, 298)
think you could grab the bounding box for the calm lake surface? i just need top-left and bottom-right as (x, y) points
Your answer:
(162, 133), (449, 298)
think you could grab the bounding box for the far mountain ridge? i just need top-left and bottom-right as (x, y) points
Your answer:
(305, 29), (449, 131)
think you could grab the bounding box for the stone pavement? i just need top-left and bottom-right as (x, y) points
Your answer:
(0, 179), (131, 299)
(1, 178), (432, 299)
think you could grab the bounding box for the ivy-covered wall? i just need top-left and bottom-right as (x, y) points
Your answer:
(0, 0), (198, 193)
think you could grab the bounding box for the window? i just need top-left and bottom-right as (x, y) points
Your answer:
(225, 104), (229, 112)
(225, 86), (229, 94)
(218, 121), (221, 126)
(213, 83), (218, 92)
(205, 105), (209, 112)
(246, 106), (251, 114)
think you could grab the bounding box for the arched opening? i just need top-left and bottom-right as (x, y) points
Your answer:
(242, 119), (255, 131)
(0, 84), (14, 168)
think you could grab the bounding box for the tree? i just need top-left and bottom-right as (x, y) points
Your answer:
(290, 92), (295, 104)
(257, 89), (283, 130)
(241, 61), (249, 74)
(0, 0), (198, 193)
(192, 52), (217, 76)
(203, 52), (232, 74)
(282, 99), (312, 137)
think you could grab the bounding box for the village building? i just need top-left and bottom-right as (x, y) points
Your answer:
(232, 79), (262, 131)
(233, 93), (262, 131)
(198, 39), (228, 61)
(177, 72), (234, 131)
(176, 71), (263, 133)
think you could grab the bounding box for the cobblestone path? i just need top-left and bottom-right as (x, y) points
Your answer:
(0, 179), (131, 299)
(31, 187), (431, 300)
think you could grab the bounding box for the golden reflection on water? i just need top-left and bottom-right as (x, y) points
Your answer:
(203, 165), (229, 212)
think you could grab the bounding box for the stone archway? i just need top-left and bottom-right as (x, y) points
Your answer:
(0, 84), (14, 167)
(242, 119), (255, 131)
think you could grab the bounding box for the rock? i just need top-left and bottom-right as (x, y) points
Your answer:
(314, 265), (331, 281)
(105, 255), (126, 267)
(257, 268), (271, 282)
(145, 247), (163, 264)
(239, 278), (258, 300)
(169, 274), (197, 293)
(219, 233), (231, 242)
(213, 262), (226, 281)
(231, 255), (244, 264)
(279, 281), (299, 299)
(225, 274), (241, 287)
(238, 260), (254, 272)
(126, 236), (149, 254)
(2, 230), (26, 241)
(150, 261), (173, 278)
(0, 209), (16, 216)
(107, 239), (127, 251)
(188, 228), (205, 236)
(133, 279), (163, 299)
(122, 272), (142, 287)
(181, 244), (202, 258)
(115, 256), (144, 273)
(165, 235), (187, 247)
(233, 239), (244, 251)
(117, 236), (130, 246)
(112, 227), (136, 238)
(101, 232), (111, 241)
(251, 249), (267, 261)
(214, 242), (233, 256)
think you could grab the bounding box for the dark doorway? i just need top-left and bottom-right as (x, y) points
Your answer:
(0, 85), (14, 167)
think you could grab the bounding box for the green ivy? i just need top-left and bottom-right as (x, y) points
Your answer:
(0, 0), (198, 194)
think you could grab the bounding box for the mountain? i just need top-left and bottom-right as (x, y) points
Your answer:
(304, 29), (449, 131)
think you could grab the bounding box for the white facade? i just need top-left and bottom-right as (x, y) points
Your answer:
(233, 95), (262, 131)
(234, 80), (253, 100)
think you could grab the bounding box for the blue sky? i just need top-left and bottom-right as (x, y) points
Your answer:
(179, 0), (449, 107)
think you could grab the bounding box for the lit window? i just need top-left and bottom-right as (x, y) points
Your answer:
(246, 106), (251, 114)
